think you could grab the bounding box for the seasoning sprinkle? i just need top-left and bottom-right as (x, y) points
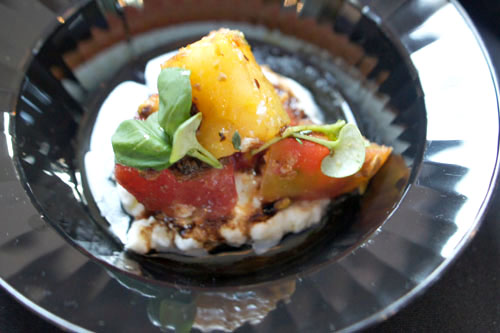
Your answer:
(232, 131), (241, 150)
(218, 72), (227, 81)
(219, 131), (226, 142)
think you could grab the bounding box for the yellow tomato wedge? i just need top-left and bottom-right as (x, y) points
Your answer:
(162, 29), (290, 158)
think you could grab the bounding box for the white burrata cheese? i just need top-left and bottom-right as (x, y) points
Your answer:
(117, 184), (145, 217)
(126, 216), (207, 255)
(120, 171), (330, 256)
(251, 199), (330, 254)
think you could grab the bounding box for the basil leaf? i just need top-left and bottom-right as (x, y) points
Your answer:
(170, 113), (222, 169)
(112, 119), (172, 170)
(158, 67), (192, 137)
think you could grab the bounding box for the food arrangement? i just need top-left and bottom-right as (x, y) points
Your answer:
(111, 29), (392, 255)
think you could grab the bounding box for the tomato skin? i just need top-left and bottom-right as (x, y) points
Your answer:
(115, 138), (390, 218)
(115, 161), (237, 219)
(260, 138), (392, 202)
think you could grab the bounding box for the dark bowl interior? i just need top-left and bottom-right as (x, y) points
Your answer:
(13, 0), (424, 288)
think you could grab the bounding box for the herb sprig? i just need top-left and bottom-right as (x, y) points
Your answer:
(252, 120), (367, 178)
(112, 68), (222, 170)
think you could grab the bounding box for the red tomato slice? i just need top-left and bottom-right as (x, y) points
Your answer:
(115, 160), (237, 219)
(260, 138), (392, 202)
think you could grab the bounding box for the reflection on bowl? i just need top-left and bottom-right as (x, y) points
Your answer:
(109, 263), (296, 332)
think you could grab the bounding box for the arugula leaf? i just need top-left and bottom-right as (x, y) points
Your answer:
(170, 113), (223, 169)
(111, 118), (172, 170)
(158, 67), (193, 137)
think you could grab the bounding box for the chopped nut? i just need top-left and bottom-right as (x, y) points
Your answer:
(218, 72), (227, 81)
(274, 198), (291, 210)
(137, 94), (159, 119)
(172, 156), (210, 175)
(240, 137), (261, 152)
(231, 37), (241, 47)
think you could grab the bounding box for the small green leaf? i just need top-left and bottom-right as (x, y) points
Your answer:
(158, 67), (193, 137)
(253, 120), (366, 178)
(232, 131), (241, 151)
(112, 119), (172, 170)
(170, 113), (222, 169)
(295, 137), (303, 145)
(320, 124), (365, 178)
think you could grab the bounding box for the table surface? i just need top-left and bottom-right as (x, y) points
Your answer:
(1, 1), (499, 332)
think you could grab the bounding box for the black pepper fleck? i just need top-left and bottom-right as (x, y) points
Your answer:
(219, 131), (226, 141)
(190, 103), (199, 116)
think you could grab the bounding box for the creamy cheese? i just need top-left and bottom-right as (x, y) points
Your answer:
(251, 199), (330, 254)
(126, 215), (208, 255)
(120, 171), (330, 255)
(126, 217), (156, 254)
(117, 184), (145, 217)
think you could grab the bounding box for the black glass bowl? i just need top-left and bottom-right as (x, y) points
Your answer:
(0, 0), (498, 332)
